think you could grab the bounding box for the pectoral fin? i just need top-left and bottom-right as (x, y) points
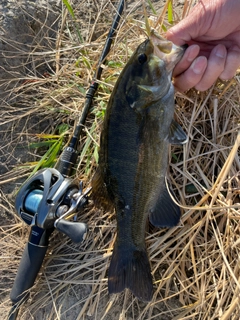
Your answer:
(168, 120), (188, 145)
(149, 184), (181, 227)
(126, 83), (162, 111)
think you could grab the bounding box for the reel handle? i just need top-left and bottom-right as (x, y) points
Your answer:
(55, 219), (88, 243)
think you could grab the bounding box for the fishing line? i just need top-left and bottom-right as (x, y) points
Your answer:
(166, 130), (240, 212)
(165, 177), (240, 212)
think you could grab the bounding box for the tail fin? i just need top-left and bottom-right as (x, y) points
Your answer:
(108, 245), (153, 302)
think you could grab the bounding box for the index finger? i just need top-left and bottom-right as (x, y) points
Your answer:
(172, 45), (200, 78)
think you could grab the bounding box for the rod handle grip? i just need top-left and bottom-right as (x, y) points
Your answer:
(10, 242), (48, 304)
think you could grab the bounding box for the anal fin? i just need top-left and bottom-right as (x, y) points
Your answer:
(149, 184), (181, 227)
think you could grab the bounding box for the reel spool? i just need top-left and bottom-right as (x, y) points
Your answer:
(24, 189), (44, 215)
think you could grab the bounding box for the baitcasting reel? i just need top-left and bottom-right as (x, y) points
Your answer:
(15, 167), (90, 242)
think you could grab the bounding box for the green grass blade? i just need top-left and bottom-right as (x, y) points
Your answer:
(62, 0), (76, 19)
(30, 138), (63, 176)
(62, 0), (83, 43)
(147, 0), (157, 15)
(168, 0), (173, 24)
(28, 140), (59, 148)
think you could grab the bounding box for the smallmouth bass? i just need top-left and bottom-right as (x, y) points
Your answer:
(92, 30), (187, 301)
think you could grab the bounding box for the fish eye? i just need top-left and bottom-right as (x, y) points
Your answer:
(138, 53), (147, 64)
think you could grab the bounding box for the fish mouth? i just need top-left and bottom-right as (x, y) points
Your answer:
(149, 30), (185, 72)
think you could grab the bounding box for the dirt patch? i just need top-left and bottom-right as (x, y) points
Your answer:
(0, 0), (60, 102)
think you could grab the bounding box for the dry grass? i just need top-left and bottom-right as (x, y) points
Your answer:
(0, 0), (240, 319)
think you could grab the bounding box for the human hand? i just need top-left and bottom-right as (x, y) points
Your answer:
(166, 0), (240, 92)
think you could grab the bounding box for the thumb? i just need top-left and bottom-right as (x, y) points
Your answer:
(166, 4), (208, 46)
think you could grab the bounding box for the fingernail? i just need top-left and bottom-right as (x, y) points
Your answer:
(214, 45), (227, 59)
(187, 45), (200, 62)
(192, 57), (206, 74)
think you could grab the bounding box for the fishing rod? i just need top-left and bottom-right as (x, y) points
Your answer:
(7, 1), (125, 319)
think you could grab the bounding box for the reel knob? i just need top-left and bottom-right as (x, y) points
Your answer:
(55, 219), (88, 243)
